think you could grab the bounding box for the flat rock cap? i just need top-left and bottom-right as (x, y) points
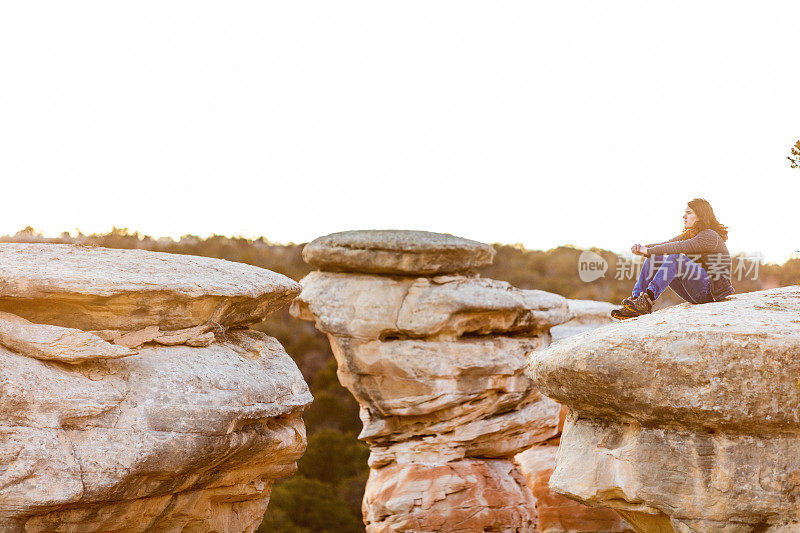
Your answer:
(530, 285), (800, 432)
(0, 243), (301, 331)
(302, 230), (496, 275)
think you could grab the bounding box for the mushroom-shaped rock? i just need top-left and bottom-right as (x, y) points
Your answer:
(0, 244), (312, 532)
(294, 231), (602, 532)
(529, 286), (800, 532)
(301, 229), (496, 275)
(0, 243), (300, 331)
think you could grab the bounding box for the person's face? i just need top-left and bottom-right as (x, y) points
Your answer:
(684, 206), (699, 229)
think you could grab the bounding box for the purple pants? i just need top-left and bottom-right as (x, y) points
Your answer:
(632, 254), (712, 304)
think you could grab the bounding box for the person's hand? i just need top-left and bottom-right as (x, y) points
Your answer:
(631, 244), (642, 255)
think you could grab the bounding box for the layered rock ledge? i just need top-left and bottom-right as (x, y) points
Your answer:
(0, 243), (300, 331)
(292, 230), (631, 532)
(0, 244), (312, 532)
(530, 285), (800, 533)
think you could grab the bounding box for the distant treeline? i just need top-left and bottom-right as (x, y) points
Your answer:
(4, 227), (798, 532)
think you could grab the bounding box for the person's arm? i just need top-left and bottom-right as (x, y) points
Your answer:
(647, 230), (721, 256)
(645, 234), (684, 248)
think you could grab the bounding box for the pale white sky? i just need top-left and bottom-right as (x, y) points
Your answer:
(1, 2), (798, 263)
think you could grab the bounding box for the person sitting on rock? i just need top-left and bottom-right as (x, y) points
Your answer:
(611, 198), (735, 319)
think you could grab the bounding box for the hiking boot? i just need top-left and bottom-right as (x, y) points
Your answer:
(610, 306), (639, 320)
(620, 295), (637, 308)
(622, 292), (654, 316)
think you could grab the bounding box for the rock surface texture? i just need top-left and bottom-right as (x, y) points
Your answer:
(0, 243), (300, 331)
(0, 244), (312, 532)
(515, 445), (633, 533)
(516, 298), (632, 533)
(292, 229), (629, 532)
(301, 229), (496, 275)
(530, 285), (800, 533)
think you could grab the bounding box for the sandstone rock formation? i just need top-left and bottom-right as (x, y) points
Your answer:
(515, 444), (633, 533)
(530, 285), (800, 533)
(301, 229), (496, 275)
(0, 243), (312, 532)
(0, 243), (299, 331)
(292, 229), (628, 532)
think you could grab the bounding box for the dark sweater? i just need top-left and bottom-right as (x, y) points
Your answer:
(645, 229), (735, 301)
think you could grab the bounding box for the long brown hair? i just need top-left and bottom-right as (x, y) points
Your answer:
(679, 198), (729, 241)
